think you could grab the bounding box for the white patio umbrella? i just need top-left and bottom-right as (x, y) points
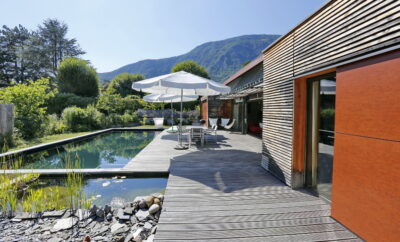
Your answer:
(143, 94), (198, 128)
(132, 71), (231, 148)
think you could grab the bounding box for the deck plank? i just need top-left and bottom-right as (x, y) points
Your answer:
(125, 130), (360, 241)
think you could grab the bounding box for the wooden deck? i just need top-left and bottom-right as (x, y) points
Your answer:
(126, 131), (360, 241)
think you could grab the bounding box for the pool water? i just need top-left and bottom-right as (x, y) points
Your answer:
(21, 131), (155, 169)
(26, 176), (168, 208)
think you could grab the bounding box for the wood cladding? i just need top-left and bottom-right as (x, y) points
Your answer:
(262, 0), (400, 186)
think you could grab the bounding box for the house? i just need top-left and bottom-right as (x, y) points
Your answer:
(260, 0), (400, 241)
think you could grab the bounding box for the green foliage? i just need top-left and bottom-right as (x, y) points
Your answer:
(108, 73), (144, 97)
(47, 114), (68, 134)
(0, 78), (55, 139)
(171, 60), (210, 79)
(99, 34), (280, 82)
(61, 105), (103, 132)
(47, 92), (96, 114)
(57, 57), (100, 97)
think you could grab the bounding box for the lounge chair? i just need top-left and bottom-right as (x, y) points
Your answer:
(224, 119), (235, 130)
(208, 118), (218, 127)
(205, 124), (218, 142)
(221, 118), (230, 127)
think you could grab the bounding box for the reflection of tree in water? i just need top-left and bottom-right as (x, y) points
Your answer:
(22, 132), (155, 169)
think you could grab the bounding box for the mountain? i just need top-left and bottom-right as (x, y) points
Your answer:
(99, 34), (280, 83)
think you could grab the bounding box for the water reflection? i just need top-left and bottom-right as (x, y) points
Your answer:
(21, 131), (155, 169)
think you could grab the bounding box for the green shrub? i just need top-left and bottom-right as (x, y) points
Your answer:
(61, 106), (103, 132)
(47, 114), (68, 134)
(57, 57), (100, 97)
(107, 73), (144, 97)
(0, 78), (55, 139)
(47, 93), (96, 114)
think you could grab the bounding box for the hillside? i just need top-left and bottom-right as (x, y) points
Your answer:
(99, 34), (280, 82)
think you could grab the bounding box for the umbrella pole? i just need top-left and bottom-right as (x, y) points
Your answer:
(179, 88), (183, 146)
(171, 100), (173, 129)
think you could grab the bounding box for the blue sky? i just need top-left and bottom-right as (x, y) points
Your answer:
(1, 0), (327, 72)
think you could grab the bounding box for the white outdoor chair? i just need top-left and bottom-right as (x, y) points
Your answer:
(189, 128), (204, 148)
(153, 118), (164, 128)
(208, 118), (218, 128)
(205, 124), (218, 143)
(221, 118), (230, 127)
(224, 119), (236, 130)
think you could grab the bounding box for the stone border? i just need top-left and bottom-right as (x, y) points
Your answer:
(0, 128), (165, 176)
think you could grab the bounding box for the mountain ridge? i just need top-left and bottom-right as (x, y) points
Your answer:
(99, 34), (280, 83)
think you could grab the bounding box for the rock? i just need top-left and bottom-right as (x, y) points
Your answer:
(117, 208), (130, 220)
(76, 209), (90, 221)
(153, 198), (161, 206)
(144, 196), (154, 208)
(130, 215), (138, 224)
(151, 225), (157, 234)
(96, 208), (105, 218)
(135, 209), (149, 222)
(138, 200), (147, 209)
(62, 209), (73, 218)
(154, 211), (161, 220)
(145, 234), (155, 242)
(90, 205), (98, 216)
(104, 205), (112, 214)
(42, 209), (66, 218)
(124, 233), (133, 242)
(123, 207), (134, 215)
(11, 218), (22, 222)
(111, 222), (129, 235)
(157, 194), (164, 202)
(132, 227), (144, 242)
(13, 212), (38, 220)
(83, 236), (91, 242)
(51, 217), (78, 232)
(143, 222), (152, 231)
(47, 238), (63, 242)
(148, 204), (160, 215)
(106, 213), (113, 221)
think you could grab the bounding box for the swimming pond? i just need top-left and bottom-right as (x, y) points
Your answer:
(18, 131), (156, 169)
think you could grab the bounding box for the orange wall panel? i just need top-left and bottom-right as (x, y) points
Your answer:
(331, 134), (400, 241)
(336, 51), (400, 141)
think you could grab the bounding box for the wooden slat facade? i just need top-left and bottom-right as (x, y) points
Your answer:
(262, 0), (400, 186)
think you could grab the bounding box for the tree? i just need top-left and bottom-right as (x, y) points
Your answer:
(0, 78), (55, 138)
(37, 19), (85, 75)
(108, 73), (144, 97)
(57, 57), (100, 97)
(171, 60), (210, 79)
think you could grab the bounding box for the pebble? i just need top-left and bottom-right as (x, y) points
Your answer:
(148, 204), (160, 214)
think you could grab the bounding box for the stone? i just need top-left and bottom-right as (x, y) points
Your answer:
(124, 233), (133, 242)
(96, 208), (105, 218)
(110, 197), (127, 208)
(148, 204), (160, 215)
(13, 212), (38, 220)
(153, 198), (161, 206)
(62, 209), (73, 218)
(123, 207), (134, 215)
(90, 205), (98, 216)
(51, 217), (78, 232)
(138, 200), (147, 209)
(151, 225), (157, 234)
(104, 205), (112, 214)
(42, 209), (66, 218)
(144, 196), (154, 208)
(106, 213), (113, 221)
(130, 215), (138, 224)
(111, 222), (128, 235)
(11, 218), (22, 222)
(132, 227), (144, 242)
(117, 208), (130, 220)
(135, 209), (149, 222)
(145, 234), (155, 242)
(157, 194), (164, 202)
(47, 238), (63, 242)
(154, 211), (161, 220)
(143, 222), (152, 231)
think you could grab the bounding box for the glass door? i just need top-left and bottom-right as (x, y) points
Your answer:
(306, 73), (336, 201)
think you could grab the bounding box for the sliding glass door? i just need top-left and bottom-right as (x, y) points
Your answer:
(306, 73), (336, 201)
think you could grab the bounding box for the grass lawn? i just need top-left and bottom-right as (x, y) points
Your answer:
(9, 132), (92, 152)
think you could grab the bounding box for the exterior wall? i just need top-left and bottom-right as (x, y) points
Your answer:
(262, 0), (400, 186)
(227, 63), (263, 91)
(332, 51), (400, 241)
